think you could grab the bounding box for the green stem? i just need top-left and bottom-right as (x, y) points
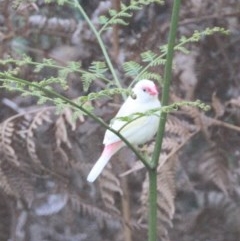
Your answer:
(148, 1), (181, 241)
(148, 169), (157, 241)
(72, 0), (123, 92)
(152, 0), (181, 168)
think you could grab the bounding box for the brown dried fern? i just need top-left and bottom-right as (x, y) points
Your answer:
(26, 109), (53, 166)
(1, 160), (36, 206)
(0, 193), (11, 241)
(69, 193), (120, 223)
(0, 104), (125, 235)
(0, 107), (82, 207)
(0, 163), (13, 196)
(0, 119), (19, 166)
(199, 144), (230, 195)
(156, 156), (177, 240)
(99, 165), (123, 215)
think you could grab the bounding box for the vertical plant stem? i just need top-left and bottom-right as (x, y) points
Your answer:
(152, 0), (181, 168)
(72, 0), (123, 91)
(148, 1), (181, 241)
(148, 169), (157, 241)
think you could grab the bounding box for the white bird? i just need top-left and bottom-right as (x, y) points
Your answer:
(87, 79), (161, 182)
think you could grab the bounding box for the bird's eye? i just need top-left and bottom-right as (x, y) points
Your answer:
(143, 88), (147, 92)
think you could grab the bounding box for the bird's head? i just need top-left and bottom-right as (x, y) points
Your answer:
(132, 79), (159, 102)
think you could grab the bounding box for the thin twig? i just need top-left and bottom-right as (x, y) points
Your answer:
(179, 11), (240, 26)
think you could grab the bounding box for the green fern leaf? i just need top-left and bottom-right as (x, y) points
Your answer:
(174, 46), (190, 54)
(120, 2), (127, 10)
(128, 5), (141, 10)
(89, 61), (108, 75)
(81, 73), (96, 92)
(150, 58), (166, 66)
(111, 18), (129, 26)
(67, 61), (81, 71)
(109, 9), (117, 17)
(99, 16), (109, 25)
(139, 71), (162, 81)
(123, 61), (143, 76)
(141, 50), (158, 63)
(118, 12), (132, 18)
(99, 0), (163, 33)
(82, 61), (108, 92)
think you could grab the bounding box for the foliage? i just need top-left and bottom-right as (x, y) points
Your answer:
(0, 0), (239, 241)
(123, 27), (228, 83)
(98, 0), (164, 34)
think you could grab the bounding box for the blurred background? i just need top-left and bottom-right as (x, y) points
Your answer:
(0, 0), (240, 241)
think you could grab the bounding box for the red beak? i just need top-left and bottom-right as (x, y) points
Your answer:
(148, 85), (159, 96)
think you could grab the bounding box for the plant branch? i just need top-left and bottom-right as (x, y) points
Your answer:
(0, 74), (150, 168)
(213, 118), (240, 132)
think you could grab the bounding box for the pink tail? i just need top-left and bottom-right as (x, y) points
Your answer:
(87, 141), (123, 182)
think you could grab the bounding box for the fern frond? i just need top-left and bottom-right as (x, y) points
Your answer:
(174, 45), (190, 54)
(188, 193), (240, 239)
(0, 167), (13, 196)
(89, 61), (108, 75)
(82, 61), (108, 91)
(123, 61), (143, 77)
(124, 53), (165, 81)
(99, 15), (109, 25)
(26, 109), (53, 166)
(33, 58), (56, 73)
(0, 193), (11, 241)
(1, 161), (35, 205)
(0, 106), (83, 208)
(99, 0), (164, 33)
(133, 27), (228, 81)
(156, 157), (176, 238)
(99, 165), (122, 215)
(165, 115), (198, 136)
(177, 27), (229, 47)
(69, 194), (119, 222)
(141, 50), (158, 63)
(55, 107), (84, 152)
(199, 145), (230, 195)
(0, 56), (110, 93)
(0, 120), (19, 166)
(138, 71), (162, 81)
(77, 88), (132, 105)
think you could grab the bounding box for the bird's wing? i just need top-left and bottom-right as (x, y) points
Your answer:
(103, 113), (149, 145)
(103, 96), (160, 145)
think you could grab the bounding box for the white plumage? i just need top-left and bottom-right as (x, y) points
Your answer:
(87, 79), (161, 182)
